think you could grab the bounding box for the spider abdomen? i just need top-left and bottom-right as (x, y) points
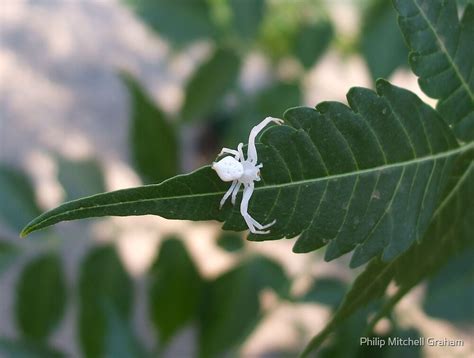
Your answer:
(212, 156), (244, 182)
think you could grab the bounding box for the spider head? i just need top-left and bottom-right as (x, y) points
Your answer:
(212, 156), (244, 182)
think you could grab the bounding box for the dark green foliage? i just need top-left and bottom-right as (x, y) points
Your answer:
(317, 306), (377, 358)
(360, 0), (409, 79)
(0, 241), (18, 275)
(301, 152), (473, 354)
(301, 277), (347, 307)
(148, 238), (203, 345)
(394, 0), (474, 141)
(57, 157), (106, 200)
(0, 165), (41, 233)
(78, 246), (133, 358)
(125, 0), (216, 45)
(0, 339), (65, 358)
(198, 255), (289, 357)
(15, 253), (66, 341)
(12, 1), (474, 355)
(224, 81), (301, 148)
(182, 48), (241, 121)
(216, 232), (244, 252)
(423, 248), (474, 324)
(295, 20), (334, 69)
(256, 82), (302, 118)
(104, 304), (148, 358)
(122, 73), (179, 184)
(229, 0), (265, 40)
(21, 81), (468, 270)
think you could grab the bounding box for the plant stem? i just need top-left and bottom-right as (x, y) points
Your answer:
(299, 318), (336, 358)
(363, 284), (413, 336)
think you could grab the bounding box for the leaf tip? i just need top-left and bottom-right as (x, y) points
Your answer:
(375, 78), (391, 93)
(19, 228), (30, 238)
(315, 101), (330, 113)
(20, 221), (37, 238)
(349, 254), (367, 269)
(292, 239), (310, 254)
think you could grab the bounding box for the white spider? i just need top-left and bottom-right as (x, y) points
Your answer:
(212, 117), (284, 234)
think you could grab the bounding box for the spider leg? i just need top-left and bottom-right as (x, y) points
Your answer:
(218, 148), (240, 159)
(249, 216), (276, 230)
(231, 182), (241, 205)
(247, 117), (284, 163)
(240, 183), (270, 234)
(237, 143), (244, 160)
(220, 180), (238, 209)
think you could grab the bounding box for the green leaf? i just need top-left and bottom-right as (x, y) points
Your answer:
(224, 81), (301, 147)
(301, 277), (347, 308)
(229, 0), (265, 40)
(57, 157), (106, 200)
(0, 339), (64, 358)
(318, 306), (377, 358)
(182, 48), (241, 121)
(124, 0), (216, 45)
(121, 73), (179, 184)
(78, 246), (133, 358)
(391, 153), (473, 289)
(394, 0), (474, 141)
(256, 82), (302, 117)
(148, 237), (203, 345)
(216, 232), (244, 252)
(300, 152), (473, 355)
(22, 81), (467, 268)
(15, 252), (67, 341)
(360, 0), (408, 80)
(258, 0), (327, 60)
(325, 327), (423, 358)
(0, 165), (41, 233)
(422, 247), (474, 324)
(104, 303), (148, 358)
(198, 255), (289, 357)
(294, 20), (334, 69)
(0, 241), (18, 275)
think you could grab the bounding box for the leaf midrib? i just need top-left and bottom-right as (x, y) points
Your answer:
(24, 143), (473, 235)
(413, 0), (474, 101)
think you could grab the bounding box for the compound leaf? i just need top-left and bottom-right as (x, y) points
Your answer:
(15, 253), (67, 341)
(394, 0), (474, 141)
(21, 81), (469, 268)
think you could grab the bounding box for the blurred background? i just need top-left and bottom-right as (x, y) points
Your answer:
(0, 0), (472, 357)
